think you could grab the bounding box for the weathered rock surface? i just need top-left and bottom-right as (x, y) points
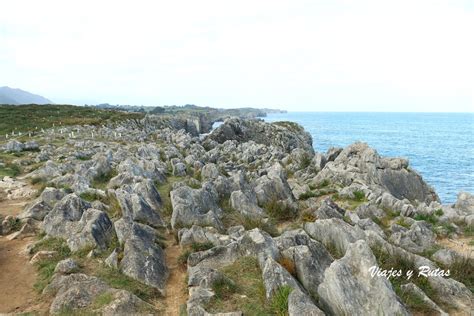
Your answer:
(314, 142), (438, 204)
(318, 240), (409, 316)
(207, 118), (314, 154)
(170, 183), (223, 230)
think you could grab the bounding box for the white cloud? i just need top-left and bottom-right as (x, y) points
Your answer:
(1, 0), (473, 111)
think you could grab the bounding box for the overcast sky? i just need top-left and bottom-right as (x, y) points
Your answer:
(1, 0), (473, 111)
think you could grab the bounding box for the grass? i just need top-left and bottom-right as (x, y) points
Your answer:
(0, 162), (21, 177)
(212, 276), (238, 300)
(222, 209), (279, 237)
(371, 246), (441, 312)
(32, 237), (72, 292)
(395, 217), (412, 229)
(105, 194), (122, 220)
(91, 292), (114, 309)
(299, 191), (318, 200)
(448, 256), (474, 294)
(263, 198), (296, 222)
(270, 286), (293, 316)
(0, 104), (144, 136)
(93, 265), (160, 301)
(155, 177), (180, 218)
(190, 242), (214, 252)
(333, 192), (368, 210)
(434, 208), (444, 216)
(204, 257), (271, 315)
(177, 249), (193, 267)
(299, 210), (317, 222)
(413, 213), (438, 225)
(5, 217), (23, 232)
(299, 153), (312, 169)
(353, 190), (366, 202)
(91, 169), (117, 190)
(79, 191), (102, 202)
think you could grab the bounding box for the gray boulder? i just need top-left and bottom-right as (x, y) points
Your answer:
(54, 258), (79, 274)
(201, 163), (220, 180)
(315, 198), (345, 220)
(254, 163), (294, 205)
(114, 188), (165, 228)
(261, 256), (303, 299)
(43, 194), (91, 238)
(230, 190), (266, 219)
(117, 220), (169, 295)
(67, 208), (115, 252)
(455, 191), (474, 213)
(5, 140), (25, 152)
(389, 221), (435, 254)
(304, 218), (365, 256)
(170, 183), (223, 230)
(281, 242), (333, 299)
(288, 289), (325, 316)
(318, 240), (409, 316)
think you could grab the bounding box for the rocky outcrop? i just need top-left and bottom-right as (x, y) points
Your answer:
(314, 142), (438, 204)
(170, 183), (223, 230)
(206, 118), (313, 154)
(318, 240), (409, 315)
(117, 220), (169, 295)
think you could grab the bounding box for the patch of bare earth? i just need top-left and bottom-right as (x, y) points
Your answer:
(438, 237), (474, 259)
(162, 233), (188, 316)
(0, 196), (49, 314)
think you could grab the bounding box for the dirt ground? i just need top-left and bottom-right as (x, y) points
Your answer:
(162, 235), (188, 316)
(0, 197), (49, 314)
(438, 237), (474, 259)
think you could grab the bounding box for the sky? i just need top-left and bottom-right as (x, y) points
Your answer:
(1, 0), (473, 111)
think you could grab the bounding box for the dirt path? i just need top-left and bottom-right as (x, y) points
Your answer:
(162, 234), (188, 316)
(0, 193), (47, 313)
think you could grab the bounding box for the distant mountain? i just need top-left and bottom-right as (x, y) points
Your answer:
(0, 86), (52, 105)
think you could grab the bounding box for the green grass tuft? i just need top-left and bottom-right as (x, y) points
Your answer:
(270, 286), (292, 316)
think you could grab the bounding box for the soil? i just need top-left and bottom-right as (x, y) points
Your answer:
(438, 237), (474, 259)
(0, 195), (49, 314)
(162, 234), (188, 316)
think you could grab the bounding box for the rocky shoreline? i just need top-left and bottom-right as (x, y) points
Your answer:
(0, 113), (472, 315)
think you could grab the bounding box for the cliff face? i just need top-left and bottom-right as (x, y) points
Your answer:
(0, 112), (472, 315)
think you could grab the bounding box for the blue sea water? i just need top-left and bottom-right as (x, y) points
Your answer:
(264, 112), (474, 204)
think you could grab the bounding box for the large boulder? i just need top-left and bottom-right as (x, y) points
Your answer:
(389, 221), (435, 254)
(254, 163), (294, 206)
(113, 188), (165, 228)
(170, 183), (223, 230)
(118, 220), (169, 295)
(43, 194), (91, 238)
(18, 187), (66, 220)
(66, 208), (115, 252)
(281, 242), (333, 299)
(317, 240), (409, 315)
(230, 190), (266, 219)
(44, 273), (154, 315)
(304, 218), (365, 256)
(454, 191), (474, 213)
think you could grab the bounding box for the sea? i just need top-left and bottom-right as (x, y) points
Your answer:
(263, 112), (474, 204)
